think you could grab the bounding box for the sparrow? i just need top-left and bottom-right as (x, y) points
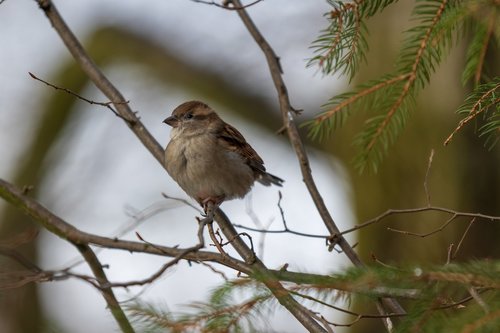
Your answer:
(163, 101), (283, 211)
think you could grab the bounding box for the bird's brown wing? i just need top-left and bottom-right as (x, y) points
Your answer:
(217, 122), (266, 173)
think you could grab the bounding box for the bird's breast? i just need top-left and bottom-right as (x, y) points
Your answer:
(165, 134), (255, 200)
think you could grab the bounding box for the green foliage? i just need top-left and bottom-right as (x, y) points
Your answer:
(307, 0), (499, 172)
(126, 261), (500, 332)
(462, 17), (491, 85)
(126, 279), (272, 333)
(446, 77), (500, 149)
(308, 0), (398, 81)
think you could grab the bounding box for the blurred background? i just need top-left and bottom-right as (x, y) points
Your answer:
(0, 1), (498, 332)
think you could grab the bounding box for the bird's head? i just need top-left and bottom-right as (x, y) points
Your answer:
(163, 100), (220, 138)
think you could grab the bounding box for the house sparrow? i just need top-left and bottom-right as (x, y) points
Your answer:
(163, 101), (283, 210)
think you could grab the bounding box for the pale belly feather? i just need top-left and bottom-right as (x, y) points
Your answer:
(165, 135), (254, 201)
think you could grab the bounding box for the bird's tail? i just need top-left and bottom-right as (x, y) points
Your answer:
(257, 172), (284, 187)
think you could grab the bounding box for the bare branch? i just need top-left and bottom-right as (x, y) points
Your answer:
(339, 206), (500, 237)
(468, 287), (489, 313)
(231, 1), (407, 324)
(452, 217), (476, 260)
(233, 223), (327, 239)
(197, 261), (229, 281)
(31, 2), (311, 326)
(424, 149), (434, 206)
(387, 214), (458, 238)
(213, 207), (329, 332)
(0, 245), (43, 273)
(35, 0), (165, 165)
(101, 246), (201, 289)
(230, 0), (363, 264)
(207, 223), (229, 256)
(0, 178), (251, 273)
(76, 244), (136, 333)
(28, 72), (131, 122)
(190, 0), (263, 10)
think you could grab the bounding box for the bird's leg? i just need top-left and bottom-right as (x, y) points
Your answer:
(201, 200), (216, 223)
(195, 199), (221, 248)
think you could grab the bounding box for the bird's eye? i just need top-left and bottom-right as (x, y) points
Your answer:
(185, 113), (194, 119)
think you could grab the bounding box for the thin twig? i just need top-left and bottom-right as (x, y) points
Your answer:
(190, 0), (263, 10)
(63, 200), (180, 270)
(424, 149), (434, 206)
(233, 224), (328, 239)
(29, 72), (131, 122)
(452, 217), (476, 260)
(197, 261), (229, 281)
(76, 244), (136, 333)
(444, 83), (500, 145)
(162, 192), (202, 213)
(101, 246), (201, 289)
(387, 214), (458, 238)
(231, 0), (406, 324)
(35, 0), (165, 165)
(213, 207), (329, 332)
(290, 289), (406, 320)
(371, 253), (399, 270)
(339, 206), (499, 236)
(244, 193), (270, 258)
(445, 243), (455, 265)
(468, 287), (489, 314)
(230, 0), (363, 265)
(0, 246), (44, 274)
(0, 178), (251, 273)
(207, 222), (228, 256)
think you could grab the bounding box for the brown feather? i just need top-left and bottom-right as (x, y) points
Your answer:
(216, 122), (266, 173)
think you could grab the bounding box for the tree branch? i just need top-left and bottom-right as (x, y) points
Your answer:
(0, 180), (135, 332)
(35, 0), (164, 165)
(213, 208), (329, 332)
(29, 72), (130, 121)
(230, 0), (362, 264)
(76, 244), (136, 333)
(0, 178), (251, 273)
(0, 177), (329, 332)
(231, 0), (406, 325)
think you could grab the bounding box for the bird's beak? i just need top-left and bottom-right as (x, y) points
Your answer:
(163, 115), (179, 128)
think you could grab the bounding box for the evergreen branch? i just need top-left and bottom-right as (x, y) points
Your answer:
(462, 11), (497, 86)
(424, 271), (499, 288)
(127, 283), (271, 332)
(315, 74), (410, 123)
(361, 0), (448, 165)
(127, 262), (499, 332)
(364, 78), (413, 154)
(309, 0), (397, 79)
(479, 108), (500, 149)
(309, 0), (498, 171)
(444, 78), (500, 146)
(473, 13), (496, 85)
(306, 74), (410, 145)
(461, 309), (500, 333)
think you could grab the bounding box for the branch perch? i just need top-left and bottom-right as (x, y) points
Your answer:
(231, 0), (406, 325)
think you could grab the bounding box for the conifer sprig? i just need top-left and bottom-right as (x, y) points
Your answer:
(308, 0), (498, 172)
(445, 77), (500, 148)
